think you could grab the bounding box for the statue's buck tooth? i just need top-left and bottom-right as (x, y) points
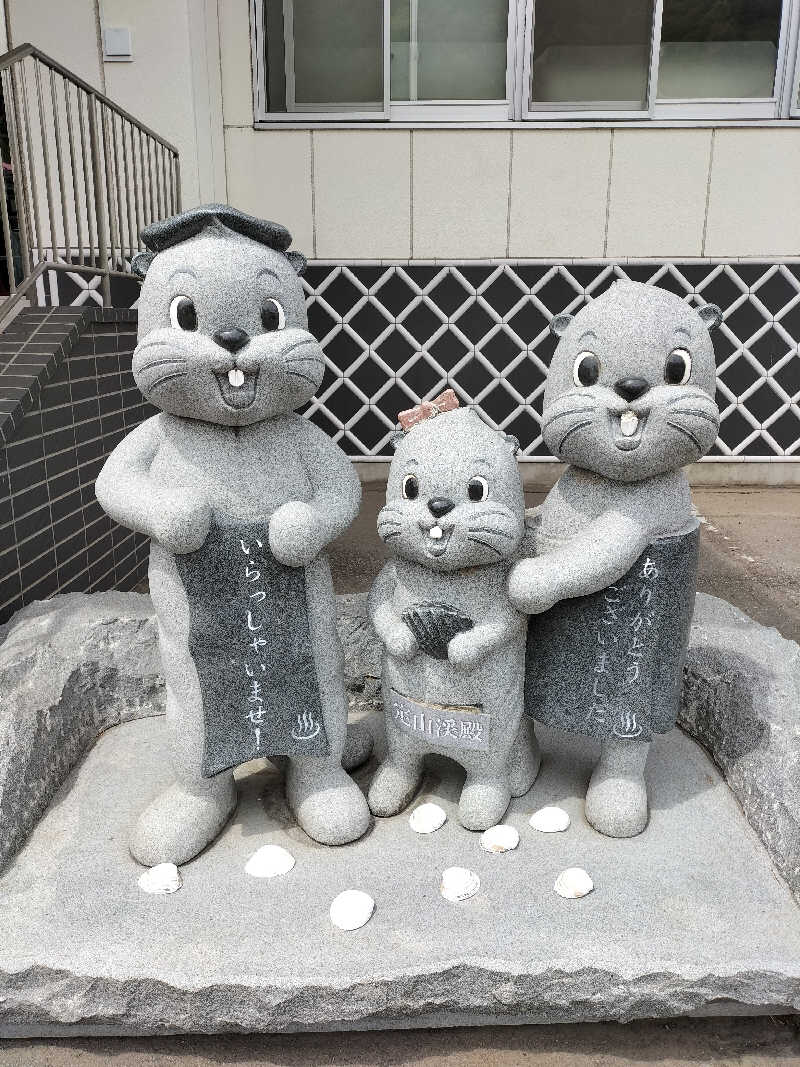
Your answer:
(228, 368), (245, 388)
(620, 410), (639, 437)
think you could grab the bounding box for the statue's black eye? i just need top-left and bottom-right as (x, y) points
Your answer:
(169, 295), (197, 331)
(468, 476), (489, 502)
(402, 474), (418, 500)
(665, 347), (691, 385)
(572, 350), (599, 387)
(261, 298), (286, 332)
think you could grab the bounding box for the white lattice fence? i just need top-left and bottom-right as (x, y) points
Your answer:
(35, 257), (800, 461)
(300, 260), (800, 461)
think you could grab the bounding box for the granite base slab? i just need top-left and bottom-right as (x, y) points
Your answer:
(1, 714), (798, 1037)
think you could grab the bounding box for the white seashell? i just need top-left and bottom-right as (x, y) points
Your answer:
(529, 806), (571, 833)
(244, 844), (296, 879)
(330, 889), (375, 931)
(409, 802), (447, 834)
(440, 866), (480, 902)
(620, 410), (639, 437)
(228, 368), (245, 388)
(429, 525), (443, 540)
(138, 863), (182, 895)
(480, 823), (519, 853)
(554, 867), (594, 899)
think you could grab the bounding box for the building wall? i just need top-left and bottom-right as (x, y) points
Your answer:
(217, 1), (800, 261)
(2, 0), (799, 261)
(2, 0), (226, 210)
(222, 122), (800, 263)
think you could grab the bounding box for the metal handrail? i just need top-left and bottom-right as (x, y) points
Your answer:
(0, 44), (180, 154)
(0, 42), (180, 321)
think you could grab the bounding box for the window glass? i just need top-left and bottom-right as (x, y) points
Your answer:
(530, 0), (655, 110)
(657, 0), (783, 99)
(391, 0), (508, 101)
(263, 0), (384, 113)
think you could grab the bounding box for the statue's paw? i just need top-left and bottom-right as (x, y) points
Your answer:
(130, 778), (237, 866)
(507, 559), (559, 615)
(151, 498), (212, 555)
(384, 623), (418, 661)
(447, 632), (483, 670)
(268, 501), (324, 567)
(287, 763), (371, 845)
(367, 760), (422, 817)
(585, 767), (648, 838)
(458, 777), (511, 832)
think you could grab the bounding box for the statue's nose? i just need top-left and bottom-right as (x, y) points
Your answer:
(427, 496), (455, 518)
(214, 328), (250, 353)
(614, 377), (649, 402)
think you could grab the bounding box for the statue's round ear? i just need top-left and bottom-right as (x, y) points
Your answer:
(131, 251), (155, 280)
(697, 303), (723, 331)
(550, 313), (573, 338)
(389, 430), (405, 451)
(286, 250), (307, 276)
(503, 432), (520, 455)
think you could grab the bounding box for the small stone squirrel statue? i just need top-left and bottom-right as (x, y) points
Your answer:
(96, 204), (371, 865)
(508, 281), (721, 838)
(368, 401), (540, 830)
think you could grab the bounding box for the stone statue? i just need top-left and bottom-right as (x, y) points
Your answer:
(95, 204), (371, 865)
(368, 399), (540, 830)
(509, 281), (721, 837)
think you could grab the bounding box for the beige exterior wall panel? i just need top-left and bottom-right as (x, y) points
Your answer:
(705, 129), (800, 257)
(605, 129), (711, 258)
(224, 127), (313, 252)
(313, 131), (410, 259)
(412, 131), (510, 259)
(101, 0), (199, 207)
(508, 130), (610, 258)
(9, 0), (102, 89)
(219, 0), (254, 128)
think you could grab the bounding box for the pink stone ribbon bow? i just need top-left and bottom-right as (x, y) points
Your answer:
(397, 389), (459, 431)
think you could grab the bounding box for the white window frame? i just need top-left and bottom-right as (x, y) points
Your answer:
(250, 0), (800, 123)
(251, 0), (391, 122)
(251, 0), (518, 122)
(788, 0), (800, 115)
(523, 0), (799, 121)
(387, 0), (517, 121)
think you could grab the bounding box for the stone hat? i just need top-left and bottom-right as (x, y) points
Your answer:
(132, 203), (305, 278)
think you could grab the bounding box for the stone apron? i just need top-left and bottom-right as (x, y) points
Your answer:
(525, 527), (699, 743)
(174, 520), (329, 777)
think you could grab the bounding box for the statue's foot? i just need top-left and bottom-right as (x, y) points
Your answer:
(508, 720), (541, 798)
(458, 776), (511, 832)
(287, 761), (371, 845)
(130, 777), (237, 866)
(585, 741), (650, 838)
(342, 719), (373, 772)
(367, 760), (422, 817)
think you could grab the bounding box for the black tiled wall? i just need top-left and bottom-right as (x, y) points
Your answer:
(1, 308), (155, 624)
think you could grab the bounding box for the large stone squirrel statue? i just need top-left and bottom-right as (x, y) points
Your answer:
(96, 204), (371, 865)
(509, 281), (721, 838)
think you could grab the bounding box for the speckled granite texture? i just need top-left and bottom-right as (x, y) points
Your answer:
(0, 712), (798, 1036)
(0, 589), (798, 1036)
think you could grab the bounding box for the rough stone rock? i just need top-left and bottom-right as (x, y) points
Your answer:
(0, 592), (162, 871)
(0, 714), (798, 1036)
(680, 592), (800, 902)
(336, 591), (382, 699)
(2, 589), (798, 909)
